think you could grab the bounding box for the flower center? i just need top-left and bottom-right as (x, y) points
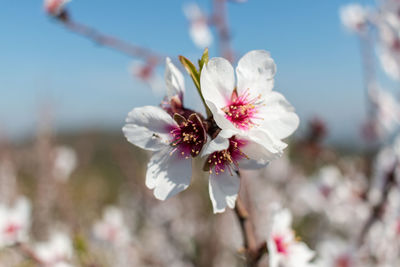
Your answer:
(3, 222), (20, 237)
(207, 137), (247, 175)
(222, 89), (261, 130)
(273, 235), (289, 255)
(170, 114), (206, 158)
(335, 255), (351, 267)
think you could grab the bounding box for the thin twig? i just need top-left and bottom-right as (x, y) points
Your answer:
(60, 19), (165, 63)
(15, 242), (43, 264)
(234, 195), (267, 266)
(357, 164), (396, 247)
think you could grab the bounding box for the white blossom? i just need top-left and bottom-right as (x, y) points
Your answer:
(93, 206), (131, 247)
(340, 4), (368, 33)
(267, 204), (314, 267)
(0, 197), (31, 247)
(34, 231), (73, 267)
(183, 3), (213, 49)
(200, 50), (299, 162)
(52, 146), (77, 182)
(123, 59), (205, 200)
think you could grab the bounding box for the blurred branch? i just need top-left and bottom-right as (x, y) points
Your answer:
(15, 242), (43, 265)
(357, 163), (396, 247)
(57, 17), (165, 64)
(235, 195), (267, 266)
(211, 0), (234, 62)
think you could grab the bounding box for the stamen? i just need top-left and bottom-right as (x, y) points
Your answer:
(222, 89), (262, 130)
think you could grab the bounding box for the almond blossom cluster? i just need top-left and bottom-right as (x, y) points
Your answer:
(123, 49), (299, 213)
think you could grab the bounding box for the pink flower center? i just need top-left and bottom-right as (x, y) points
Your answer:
(222, 90), (260, 130)
(106, 226), (118, 242)
(319, 185), (333, 198)
(170, 114), (206, 158)
(207, 137), (247, 175)
(335, 255), (351, 267)
(3, 222), (20, 237)
(273, 235), (289, 255)
(46, 0), (64, 15)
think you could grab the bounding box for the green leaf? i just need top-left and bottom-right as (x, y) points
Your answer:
(198, 48), (209, 72)
(179, 54), (213, 118)
(179, 55), (200, 90)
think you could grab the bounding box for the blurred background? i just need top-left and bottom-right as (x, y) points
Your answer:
(1, 1), (400, 266)
(0, 0), (378, 145)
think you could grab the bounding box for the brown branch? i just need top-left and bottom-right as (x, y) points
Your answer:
(58, 18), (165, 64)
(357, 164), (396, 247)
(15, 242), (44, 264)
(234, 196), (267, 266)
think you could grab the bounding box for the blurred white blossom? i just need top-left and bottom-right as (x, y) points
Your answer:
(183, 3), (213, 49)
(340, 4), (368, 33)
(0, 197), (31, 248)
(53, 146), (77, 182)
(34, 231), (73, 267)
(93, 206), (131, 247)
(267, 204), (314, 267)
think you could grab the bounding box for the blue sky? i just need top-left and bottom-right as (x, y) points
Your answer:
(0, 0), (375, 142)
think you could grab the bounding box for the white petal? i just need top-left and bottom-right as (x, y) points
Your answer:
(14, 197), (31, 226)
(259, 91), (300, 139)
(165, 57), (185, 100)
(236, 50), (276, 98)
(239, 158), (268, 170)
(146, 148), (192, 200)
(201, 130), (234, 156)
(205, 100), (237, 131)
(209, 172), (240, 213)
(288, 242), (315, 266)
(239, 131), (287, 162)
(122, 106), (176, 151)
(201, 57), (235, 108)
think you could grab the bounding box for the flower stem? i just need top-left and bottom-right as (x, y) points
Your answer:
(234, 196), (268, 266)
(357, 163), (396, 247)
(15, 242), (43, 264)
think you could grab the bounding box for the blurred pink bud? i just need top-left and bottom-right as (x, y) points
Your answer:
(131, 60), (164, 96)
(308, 117), (327, 142)
(44, 0), (70, 17)
(93, 206), (131, 247)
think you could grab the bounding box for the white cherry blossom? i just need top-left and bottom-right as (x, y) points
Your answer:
(0, 197), (31, 248)
(93, 206), (131, 247)
(267, 205), (314, 267)
(339, 4), (368, 33)
(200, 50), (299, 161)
(183, 3), (213, 49)
(34, 231), (73, 267)
(52, 146), (77, 182)
(202, 130), (268, 213)
(123, 57), (206, 200)
(123, 106), (206, 200)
